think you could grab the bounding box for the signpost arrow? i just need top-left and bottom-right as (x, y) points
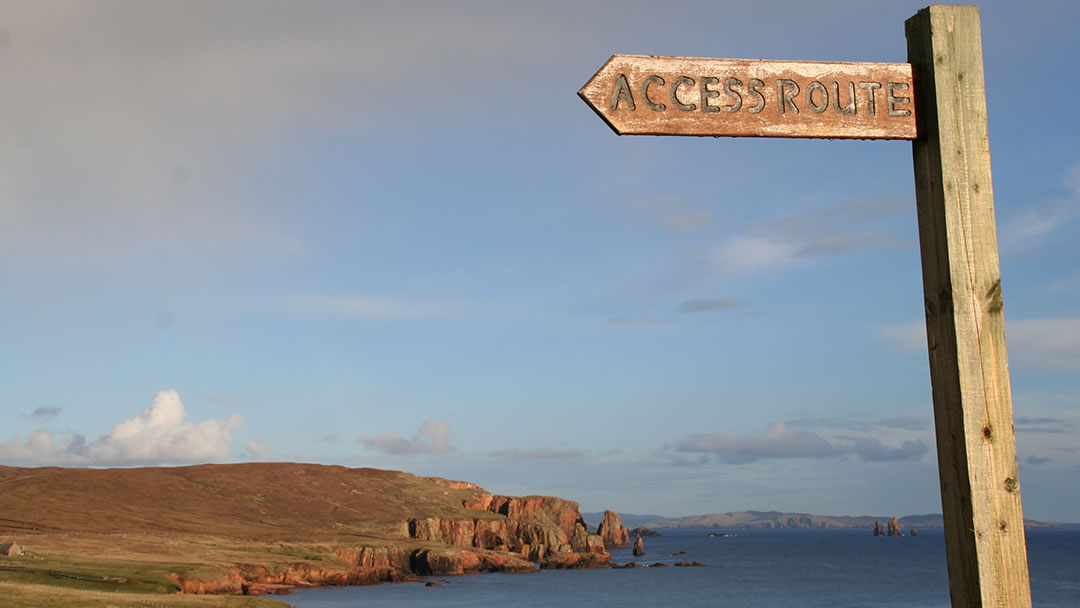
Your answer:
(579, 55), (916, 140)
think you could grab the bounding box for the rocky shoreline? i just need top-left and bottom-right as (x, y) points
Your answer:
(169, 492), (625, 596)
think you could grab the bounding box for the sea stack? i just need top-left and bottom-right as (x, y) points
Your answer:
(632, 535), (644, 557)
(873, 521), (885, 536)
(597, 510), (631, 548)
(887, 516), (901, 536)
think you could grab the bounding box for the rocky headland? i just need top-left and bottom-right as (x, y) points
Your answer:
(0, 463), (615, 597)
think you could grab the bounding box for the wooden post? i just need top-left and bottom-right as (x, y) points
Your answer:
(906, 6), (1031, 606)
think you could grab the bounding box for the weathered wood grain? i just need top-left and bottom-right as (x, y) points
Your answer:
(907, 5), (1032, 607)
(579, 55), (916, 139)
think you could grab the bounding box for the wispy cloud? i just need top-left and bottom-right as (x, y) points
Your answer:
(849, 437), (929, 462)
(879, 321), (927, 352)
(1002, 201), (1075, 247)
(608, 315), (675, 327)
(30, 406), (62, 422)
(678, 298), (749, 313)
(606, 194), (717, 233)
(1027, 455), (1051, 465)
(489, 447), (583, 459)
(1016, 417), (1066, 425)
(358, 420), (454, 455)
(1001, 162), (1079, 248)
(709, 196), (913, 275)
(668, 422), (927, 464)
(289, 294), (464, 320)
(668, 422), (843, 464)
(1066, 161), (1080, 199)
(787, 415), (930, 433)
(1008, 318), (1080, 371)
(0, 390), (244, 466)
(2, 3), (592, 264)
(881, 317), (1080, 371)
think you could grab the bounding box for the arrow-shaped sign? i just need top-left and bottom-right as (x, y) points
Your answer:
(579, 55), (916, 140)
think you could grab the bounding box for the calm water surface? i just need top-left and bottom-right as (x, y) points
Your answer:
(289, 528), (1080, 608)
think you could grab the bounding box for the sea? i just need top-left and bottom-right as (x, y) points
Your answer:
(288, 528), (1080, 608)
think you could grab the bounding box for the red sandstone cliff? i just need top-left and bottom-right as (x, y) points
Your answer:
(407, 493), (610, 568)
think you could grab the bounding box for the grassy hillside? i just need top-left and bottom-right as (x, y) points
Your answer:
(0, 462), (498, 541)
(0, 463), (520, 605)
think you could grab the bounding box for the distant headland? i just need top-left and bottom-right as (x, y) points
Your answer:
(584, 510), (1061, 530)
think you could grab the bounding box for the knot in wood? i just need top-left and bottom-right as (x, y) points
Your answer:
(1003, 477), (1019, 493)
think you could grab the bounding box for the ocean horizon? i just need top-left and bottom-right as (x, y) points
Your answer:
(288, 527), (1080, 607)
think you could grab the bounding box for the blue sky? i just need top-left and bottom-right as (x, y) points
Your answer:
(2, 0), (1078, 522)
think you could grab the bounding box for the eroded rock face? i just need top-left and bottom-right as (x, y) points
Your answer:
(596, 510), (631, 548)
(406, 493), (605, 563)
(175, 487), (609, 595)
(887, 516), (901, 536)
(632, 535), (644, 557)
(411, 548), (536, 575)
(334, 546), (413, 572)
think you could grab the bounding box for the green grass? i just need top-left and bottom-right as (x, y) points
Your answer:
(0, 582), (293, 608)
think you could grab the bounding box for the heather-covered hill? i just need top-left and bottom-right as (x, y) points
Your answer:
(0, 462), (500, 542)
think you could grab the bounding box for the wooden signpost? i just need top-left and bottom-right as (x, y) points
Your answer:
(581, 5), (1031, 607)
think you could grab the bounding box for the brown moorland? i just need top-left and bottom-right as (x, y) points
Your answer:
(0, 462), (612, 605)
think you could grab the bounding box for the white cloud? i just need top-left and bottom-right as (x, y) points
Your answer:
(0, 429), (85, 465)
(85, 390), (244, 465)
(358, 420), (454, 455)
(711, 236), (800, 274)
(0, 389), (244, 466)
(244, 438), (269, 459)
